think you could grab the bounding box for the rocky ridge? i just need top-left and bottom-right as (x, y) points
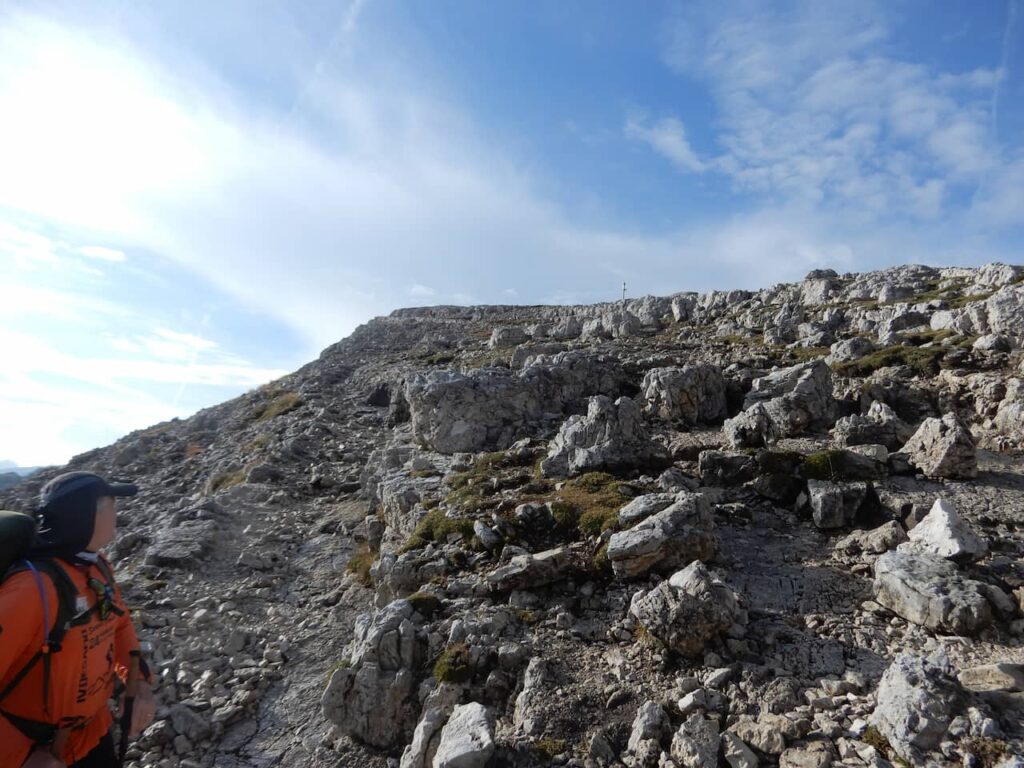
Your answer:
(3, 262), (1024, 767)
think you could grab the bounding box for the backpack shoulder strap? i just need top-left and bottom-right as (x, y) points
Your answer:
(93, 555), (117, 590)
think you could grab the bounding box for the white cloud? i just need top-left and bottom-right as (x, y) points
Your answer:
(661, 1), (1011, 221)
(78, 245), (126, 262)
(625, 115), (706, 173)
(0, 326), (288, 464)
(0, 220), (60, 265)
(140, 329), (219, 362)
(409, 284), (436, 297)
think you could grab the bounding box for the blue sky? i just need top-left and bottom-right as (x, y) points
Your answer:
(1, 0), (1021, 466)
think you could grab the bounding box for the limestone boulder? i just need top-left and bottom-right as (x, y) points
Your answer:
(488, 326), (528, 349)
(828, 336), (875, 364)
(833, 401), (912, 451)
(625, 701), (669, 767)
(670, 712), (719, 767)
(984, 284), (1024, 335)
(901, 412), (977, 479)
(607, 493), (716, 578)
(486, 546), (575, 592)
(722, 404), (775, 449)
(724, 360), (837, 447)
(541, 396), (669, 478)
(432, 702), (495, 768)
(629, 561), (741, 657)
(321, 599), (424, 748)
(834, 521), (907, 555)
(807, 480), (869, 530)
(898, 497), (988, 562)
(641, 365), (728, 425)
(406, 353), (628, 454)
(871, 652), (963, 764)
(513, 658), (550, 737)
(872, 552), (993, 635)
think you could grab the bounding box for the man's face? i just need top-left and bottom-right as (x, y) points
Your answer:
(88, 495), (117, 551)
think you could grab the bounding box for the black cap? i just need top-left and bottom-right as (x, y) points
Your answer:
(39, 471), (138, 509)
(34, 472), (138, 556)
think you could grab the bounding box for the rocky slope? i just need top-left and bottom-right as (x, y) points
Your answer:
(4, 262), (1024, 768)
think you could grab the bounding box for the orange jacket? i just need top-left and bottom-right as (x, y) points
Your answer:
(0, 555), (143, 766)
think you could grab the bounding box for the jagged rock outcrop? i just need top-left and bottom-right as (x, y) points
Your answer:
(898, 497), (988, 562)
(901, 412), (978, 479)
(724, 360), (837, 447)
(5, 261), (1024, 768)
(321, 599), (423, 748)
(607, 493), (716, 577)
(833, 401), (912, 450)
(405, 352), (627, 453)
(628, 561), (742, 657)
(540, 396), (669, 477)
(640, 365), (728, 425)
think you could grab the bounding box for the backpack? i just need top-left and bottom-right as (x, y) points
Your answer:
(0, 510), (117, 731)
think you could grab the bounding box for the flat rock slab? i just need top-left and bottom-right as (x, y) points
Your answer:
(144, 520), (217, 567)
(958, 663), (1024, 693)
(873, 551), (993, 635)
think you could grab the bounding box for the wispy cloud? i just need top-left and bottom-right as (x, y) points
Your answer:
(408, 284), (436, 297)
(78, 245), (126, 262)
(660, 0), (1010, 222)
(0, 326), (287, 464)
(625, 115), (706, 173)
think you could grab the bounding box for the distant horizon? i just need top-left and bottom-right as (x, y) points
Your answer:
(2, 0), (1022, 467)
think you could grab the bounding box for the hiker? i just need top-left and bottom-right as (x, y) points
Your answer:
(0, 472), (156, 767)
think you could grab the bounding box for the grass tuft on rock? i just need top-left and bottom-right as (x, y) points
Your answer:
(861, 726), (912, 768)
(254, 391), (302, 422)
(401, 509), (475, 552)
(406, 591), (442, 618)
(433, 643), (473, 683)
(961, 737), (1007, 768)
(209, 470), (246, 494)
(345, 543), (375, 586)
(833, 344), (946, 377)
(590, 543), (611, 576)
(551, 473), (626, 539)
(531, 738), (568, 760)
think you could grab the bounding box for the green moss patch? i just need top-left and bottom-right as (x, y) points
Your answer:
(444, 451), (534, 513)
(406, 591), (442, 618)
(800, 450), (880, 482)
(433, 643), (473, 683)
